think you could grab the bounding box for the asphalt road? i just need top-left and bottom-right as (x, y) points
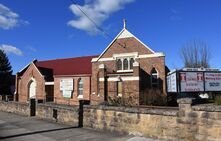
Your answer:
(0, 111), (163, 141)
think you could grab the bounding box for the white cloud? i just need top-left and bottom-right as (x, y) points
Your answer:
(68, 0), (135, 34)
(0, 3), (29, 30)
(0, 44), (23, 56)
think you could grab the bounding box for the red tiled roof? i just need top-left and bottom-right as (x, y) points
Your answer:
(35, 55), (98, 76)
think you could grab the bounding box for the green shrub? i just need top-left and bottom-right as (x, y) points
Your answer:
(141, 89), (166, 106)
(107, 93), (138, 107)
(107, 96), (123, 106)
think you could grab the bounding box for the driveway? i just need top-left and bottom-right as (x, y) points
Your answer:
(0, 111), (163, 141)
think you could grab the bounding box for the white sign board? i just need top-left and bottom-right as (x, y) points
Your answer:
(205, 72), (221, 91)
(180, 72), (204, 92)
(167, 73), (177, 92)
(60, 79), (73, 91)
(62, 90), (72, 98)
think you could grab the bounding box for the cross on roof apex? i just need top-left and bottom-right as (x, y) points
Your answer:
(123, 19), (127, 29)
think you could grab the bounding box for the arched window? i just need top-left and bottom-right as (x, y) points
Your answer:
(117, 59), (122, 70)
(151, 68), (159, 88)
(129, 58), (134, 70)
(123, 58), (128, 70)
(78, 78), (83, 96)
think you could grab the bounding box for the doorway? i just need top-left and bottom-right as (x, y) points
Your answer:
(28, 80), (36, 99)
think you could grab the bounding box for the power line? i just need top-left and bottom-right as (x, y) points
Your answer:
(69, 0), (124, 47)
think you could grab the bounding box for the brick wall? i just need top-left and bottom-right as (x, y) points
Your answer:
(101, 37), (153, 58)
(54, 76), (91, 105)
(91, 37), (166, 105)
(17, 63), (45, 103)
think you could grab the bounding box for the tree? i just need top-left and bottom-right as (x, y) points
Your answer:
(0, 50), (13, 95)
(180, 40), (211, 68)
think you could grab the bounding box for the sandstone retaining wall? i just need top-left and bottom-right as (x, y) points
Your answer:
(36, 103), (79, 126)
(83, 99), (221, 141)
(0, 101), (79, 126)
(1, 99), (221, 141)
(0, 101), (29, 116)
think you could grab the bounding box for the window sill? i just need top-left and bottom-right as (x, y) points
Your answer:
(117, 70), (133, 73)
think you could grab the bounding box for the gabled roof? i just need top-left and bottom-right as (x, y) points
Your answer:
(17, 59), (43, 78)
(35, 55), (98, 76)
(95, 27), (155, 61)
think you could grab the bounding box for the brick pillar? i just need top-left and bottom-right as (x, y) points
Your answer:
(98, 64), (107, 103)
(133, 61), (140, 105)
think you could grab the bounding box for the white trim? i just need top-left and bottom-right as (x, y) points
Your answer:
(77, 95), (83, 99)
(92, 57), (113, 62)
(138, 52), (165, 58)
(92, 52), (164, 62)
(117, 70), (133, 73)
(99, 76), (139, 82)
(45, 82), (54, 85)
(18, 59), (37, 73)
(32, 62), (44, 77)
(118, 29), (133, 39)
(91, 57), (113, 62)
(167, 69), (177, 75)
(91, 58), (98, 62)
(96, 28), (155, 62)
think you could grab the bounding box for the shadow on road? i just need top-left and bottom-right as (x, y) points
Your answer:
(0, 126), (78, 140)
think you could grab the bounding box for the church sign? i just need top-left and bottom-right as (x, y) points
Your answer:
(167, 68), (221, 93)
(60, 79), (73, 98)
(205, 72), (221, 91)
(180, 72), (204, 92)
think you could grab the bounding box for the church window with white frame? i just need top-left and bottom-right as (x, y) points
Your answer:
(116, 57), (135, 72)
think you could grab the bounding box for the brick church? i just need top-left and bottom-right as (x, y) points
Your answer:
(15, 21), (168, 106)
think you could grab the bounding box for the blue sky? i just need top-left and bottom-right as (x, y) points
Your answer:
(0, 0), (221, 74)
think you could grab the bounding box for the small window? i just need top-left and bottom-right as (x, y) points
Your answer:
(116, 57), (135, 71)
(123, 58), (129, 70)
(78, 78), (83, 95)
(151, 68), (159, 88)
(117, 81), (122, 97)
(117, 59), (122, 70)
(129, 58), (134, 70)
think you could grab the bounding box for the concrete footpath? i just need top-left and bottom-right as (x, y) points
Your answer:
(0, 111), (163, 141)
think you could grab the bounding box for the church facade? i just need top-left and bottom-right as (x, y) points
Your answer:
(15, 23), (167, 106)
